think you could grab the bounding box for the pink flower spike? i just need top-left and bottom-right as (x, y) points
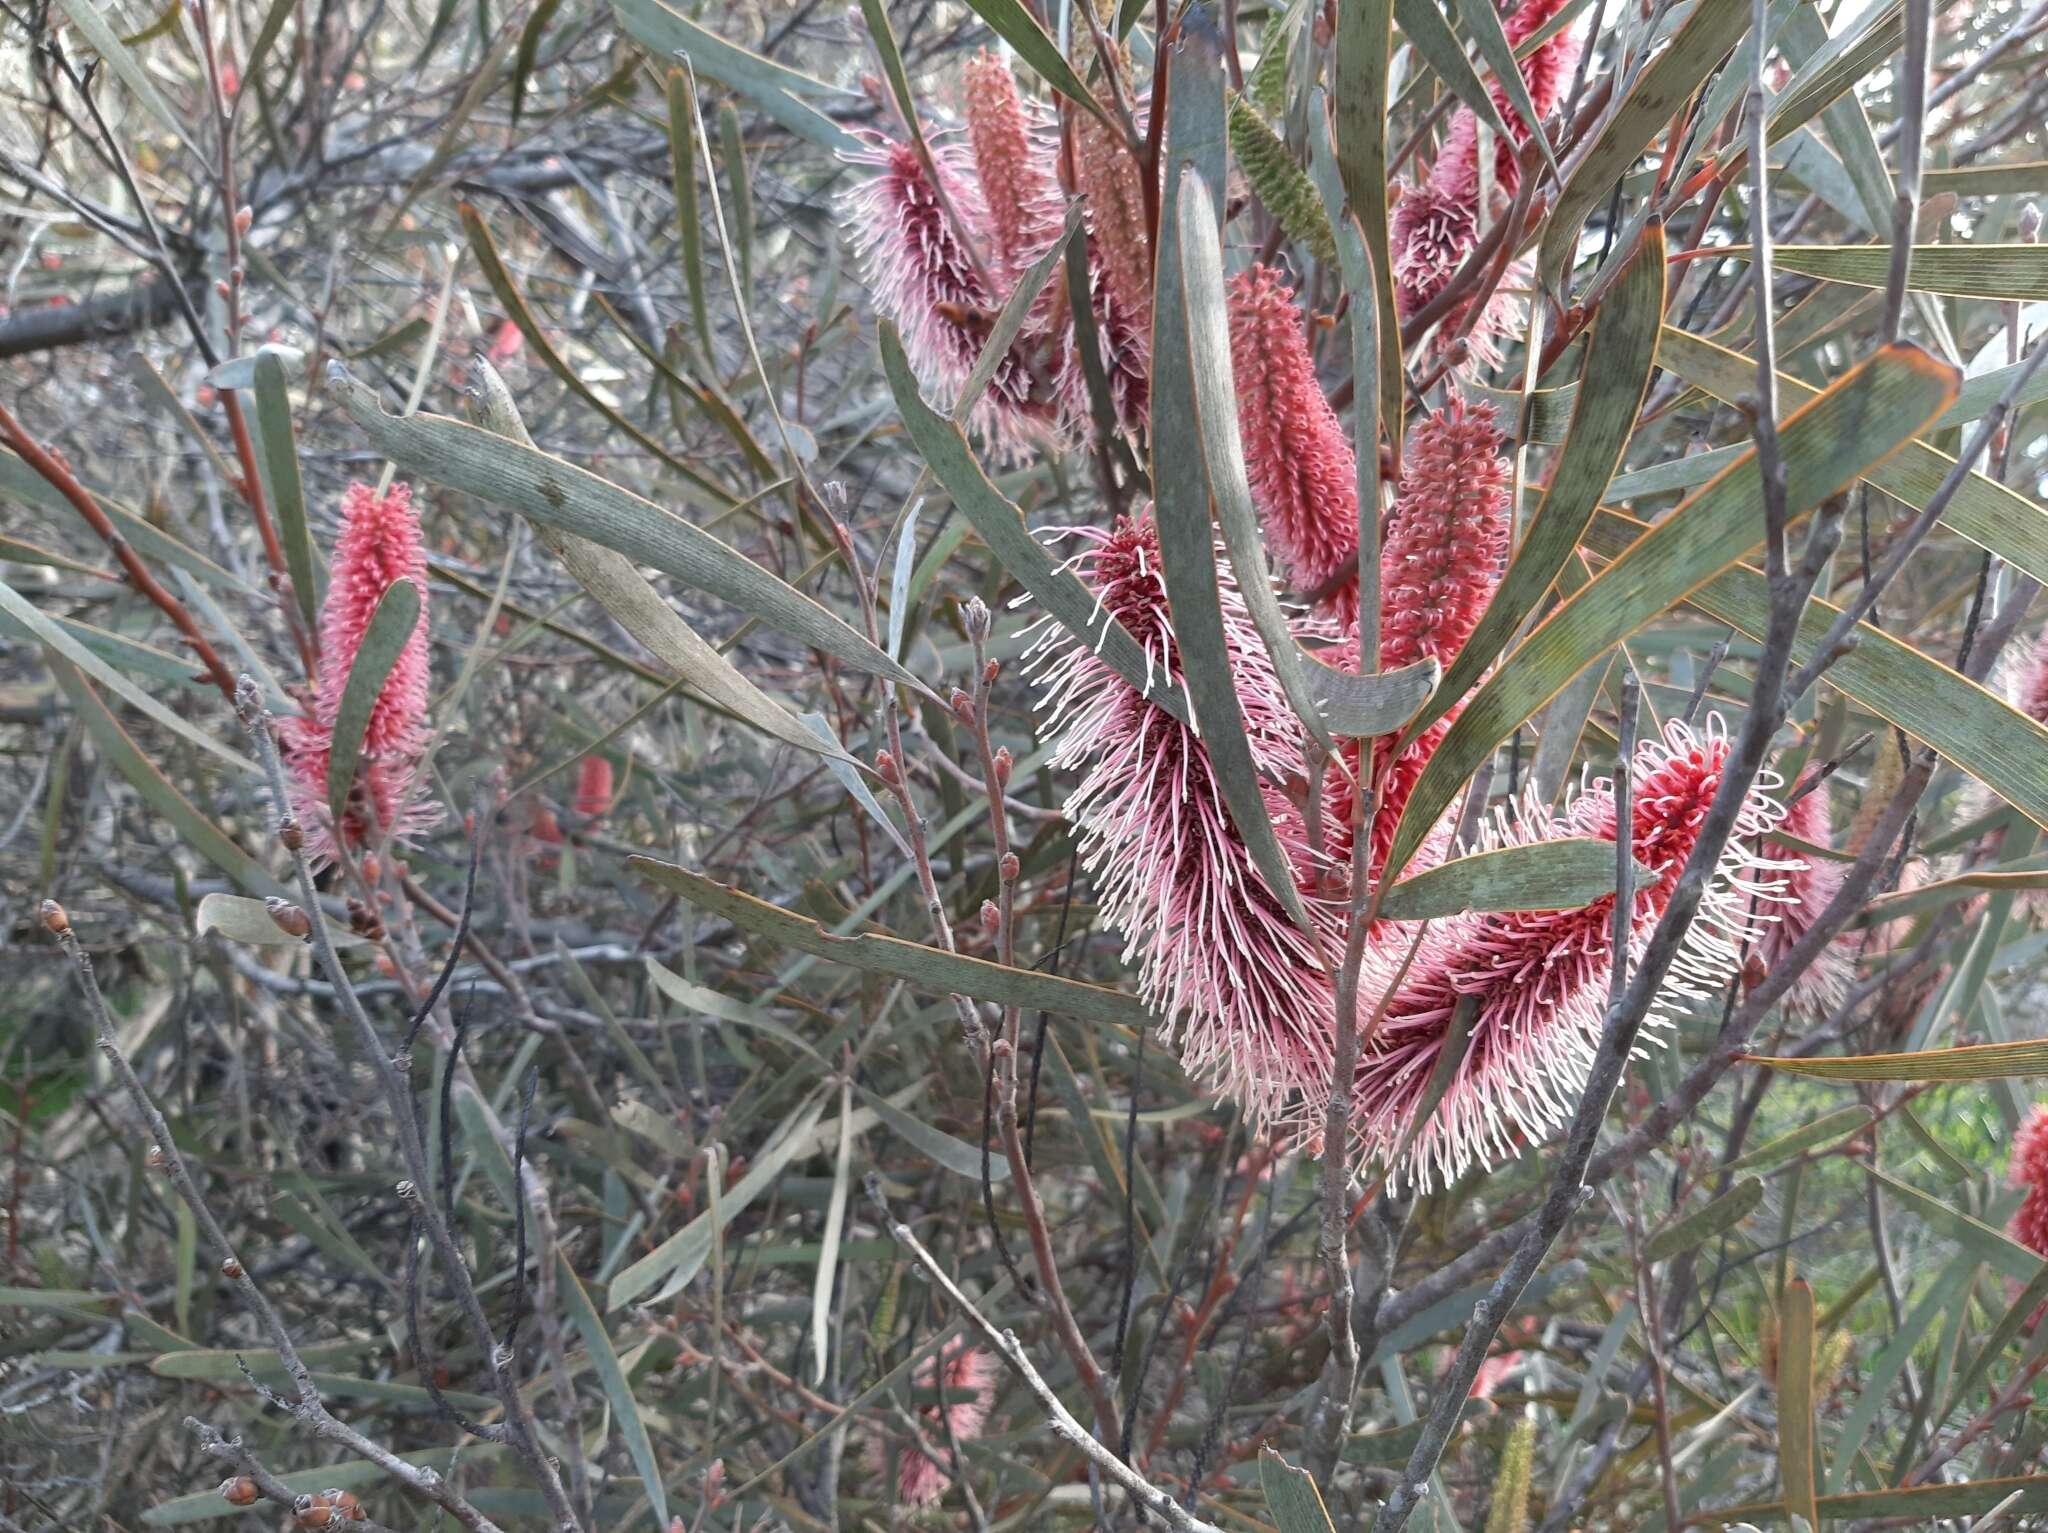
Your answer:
(961, 51), (1065, 289)
(842, 136), (1053, 450)
(1751, 771), (1851, 1018)
(281, 480), (438, 864)
(1074, 107), (1155, 352)
(1391, 181), (1480, 318)
(1030, 512), (1341, 1128)
(1304, 716), (1789, 1190)
(2010, 1106), (2048, 1257)
(1227, 264), (1360, 618)
(873, 1342), (996, 1507)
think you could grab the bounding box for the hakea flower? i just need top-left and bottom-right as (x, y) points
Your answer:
(871, 1342), (996, 1507)
(1296, 716), (1790, 1189)
(960, 51), (1065, 288)
(1391, 0), (1584, 319)
(1319, 395), (1513, 878)
(842, 136), (1054, 449)
(1074, 107), (1155, 355)
(1750, 771), (1852, 1017)
(2020, 626), (2048, 724)
(280, 481), (438, 863)
(1227, 264), (1359, 618)
(1030, 511), (1344, 1123)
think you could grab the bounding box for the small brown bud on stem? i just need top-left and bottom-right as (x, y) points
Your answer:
(41, 900), (69, 936)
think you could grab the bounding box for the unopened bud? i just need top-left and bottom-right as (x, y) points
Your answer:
(2022, 202), (2042, 242)
(329, 1490), (361, 1521)
(992, 746), (1013, 788)
(999, 852), (1020, 882)
(41, 899), (68, 936)
(219, 1477), (259, 1506)
(234, 205), (253, 235)
(279, 818), (305, 852)
(949, 688), (975, 724)
(265, 898), (311, 940)
(875, 750), (899, 783)
(705, 1457), (726, 1505)
(396, 1179), (418, 1201)
(980, 900), (1001, 934)
(146, 1144), (167, 1170)
(963, 596), (992, 640)
(215, 279), (231, 300)
(220, 1256), (243, 1279)
(294, 1494), (331, 1529)
(983, 657), (999, 684)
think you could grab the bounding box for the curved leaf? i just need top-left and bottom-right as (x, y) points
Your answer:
(1378, 838), (1644, 921)
(325, 578), (421, 826)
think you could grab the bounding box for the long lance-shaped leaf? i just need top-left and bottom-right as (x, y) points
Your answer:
(1715, 243), (2048, 301)
(467, 358), (854, 764)
(609, 0), (858, 152)
(1379, 839), (1647, 921)
(1180, 162), (1437, 739)
(1827, 1256), (1970, 1493)
(1852, 863), (2048, 925)
(629, 857), (1160, 1034)
(325, 365), (918, 689)
(1582, 510), (2048, 832)
(1333, 0), (1405, 448)
(1870, 1167), (2046, 1282)
(252, 353), (322, 638)
(1657, 326), (2048, 585)
(1744, 1039), (2048, 1082)
(1643, 1177), (1764, 1262)
(879, 323), (1189, 725)
(325, 579), (421, 827)
(1306, 93), (1390, 669)
(1414, 217), (1665, 740)
(1538, 0), (1750, 288)
(1152, 18), (1317, 941)
(1384, 343), (1959, 881)
(1177, 170), (1332, 750)
(1777, 1278), (1819, 1531)
(1711, 1476), (2048, 1525)
(0, 580), (254, 775)
(955, 206), (1081, 424)
(462, 205), (737, 508)
(1723, 1106), (1873, 1173)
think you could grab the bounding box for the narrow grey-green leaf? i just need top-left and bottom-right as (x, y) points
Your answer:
(957, 0), (1115, 125)
(631, 857), (1158, 1034)
(954, 207), (1081, 423)
(1449, 0), (1560, 183)
(1657, 326), (2048, 586)
(852, 1082), (1008, 1183)
(1300, 653), (1439, 736)
(328, 364), (916, 689)
(1378, 838), (1644, 921)
(1644, 1177), (1765, 1261)
(609, 0), (859, 152)
(1152, 23), (1315, 940)
(1724, 1106), (1872, 1172)
(1176, 170), (1331, 749)
(253, 353), (322, 639)
(1720, 243), (2048, 302)
(325, 577), (422, 828)
(1394, 0), (1517, 154)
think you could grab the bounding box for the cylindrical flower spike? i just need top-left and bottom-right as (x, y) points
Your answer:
(1227, 264), (1360, 618)
(1302, 716), (1790, 1190)
(573, 755), (615, 822)
(1031, 512), (1342, 1125)
(1319, 394), (1513, 878)
(961, 51), (1065, 289)
(869, 1341), (996, 1506)
(1073, 107), (1155, 354)
(842, 136), (1054, 449)
(280, 482), (440, 864)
